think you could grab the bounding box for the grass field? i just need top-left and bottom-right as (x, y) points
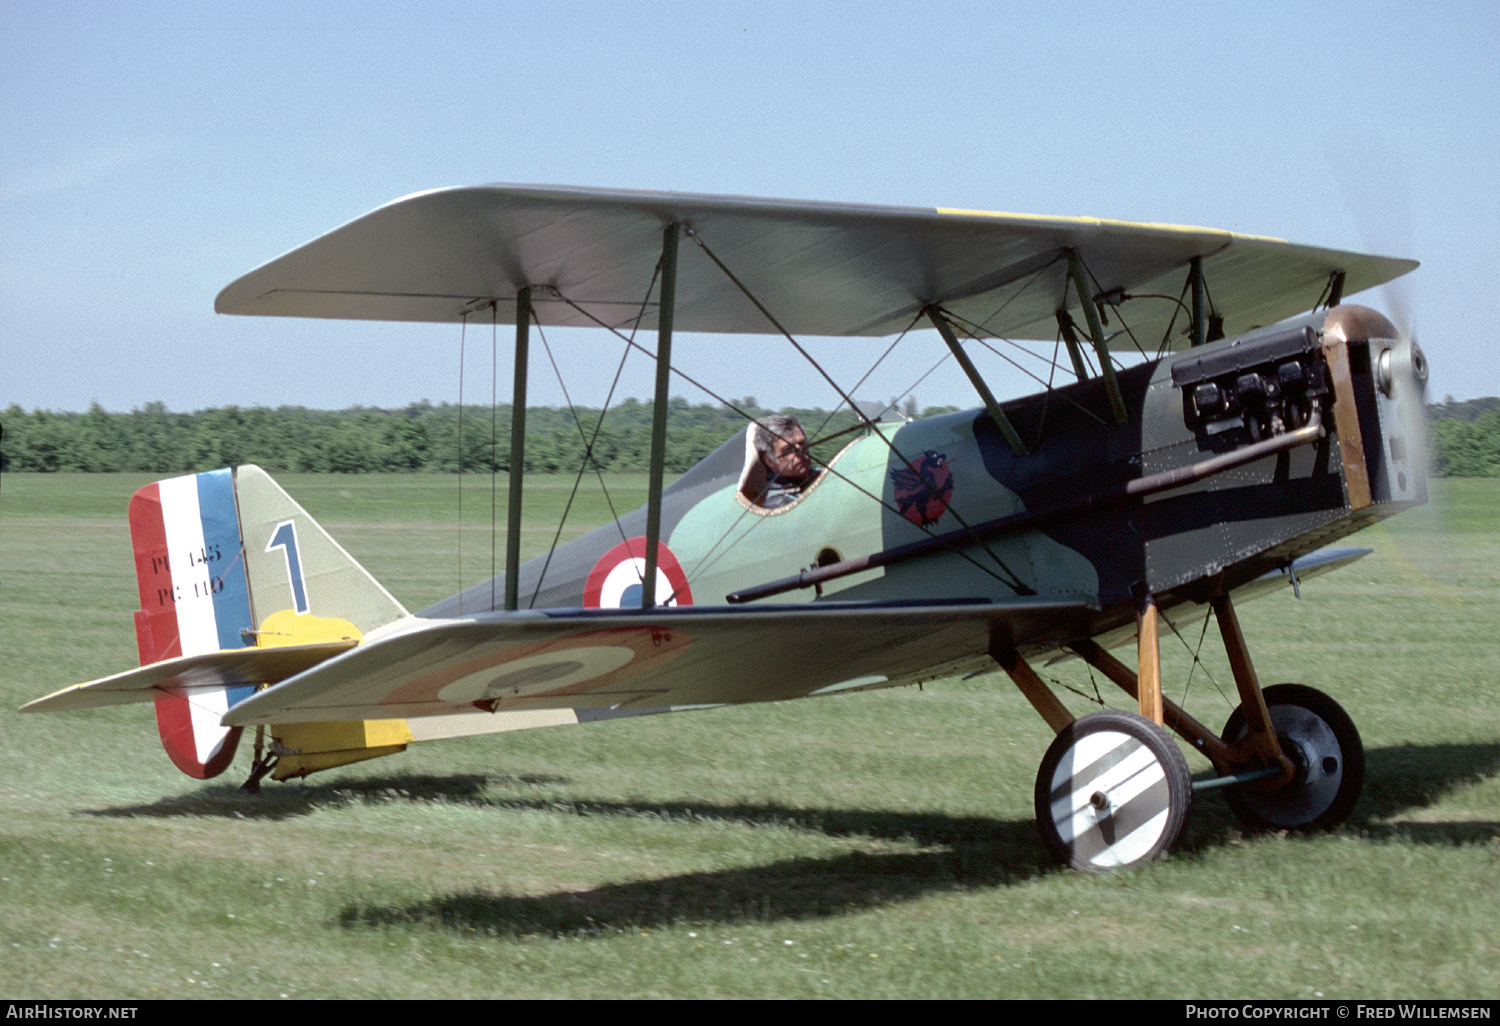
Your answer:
(1, 472), (1496, 999)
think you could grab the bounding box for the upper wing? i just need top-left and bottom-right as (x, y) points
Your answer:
(223, 599), (1092, 726)
(216, 184), (1416, 350)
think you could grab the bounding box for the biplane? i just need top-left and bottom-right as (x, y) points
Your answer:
(22, 184), (1430, 872)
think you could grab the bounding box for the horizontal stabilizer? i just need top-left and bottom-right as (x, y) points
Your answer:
(19, 642), (354, 716)
(225, 598), (1094, 726)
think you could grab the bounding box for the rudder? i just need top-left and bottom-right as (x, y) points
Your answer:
(129, 469), (256, 779)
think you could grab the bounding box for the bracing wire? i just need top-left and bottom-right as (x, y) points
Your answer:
(1154, 277), (1195, 357)
(968, 260), (1055, 338)
(526, 319), (636, 606)
(809, 309), (926, 439)
(938, 309), (1107, 427)
(684, 231), (1033, 594)
(1161, 606), (1232, 710)
(548, 287), (1028, 595)
(526, 261), (663, 607)
(1077, 259), (1150, 362)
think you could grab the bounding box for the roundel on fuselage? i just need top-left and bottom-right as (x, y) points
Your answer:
(583, 537), (694, 609)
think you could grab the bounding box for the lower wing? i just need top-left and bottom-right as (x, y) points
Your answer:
(223, 598), (1095, 726)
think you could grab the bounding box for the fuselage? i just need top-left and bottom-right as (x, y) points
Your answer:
(424, 304), (1426, 665)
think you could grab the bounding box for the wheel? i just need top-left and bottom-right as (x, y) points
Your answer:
(1034, 710), (1193, 872)
(1220, 684), (1364, 832)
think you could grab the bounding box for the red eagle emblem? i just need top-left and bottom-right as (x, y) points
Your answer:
(891, 450), (955, 527)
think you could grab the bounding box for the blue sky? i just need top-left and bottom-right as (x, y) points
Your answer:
(3, 1), (1496, 415)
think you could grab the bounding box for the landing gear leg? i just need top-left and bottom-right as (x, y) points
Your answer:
(241, 753), (276, 794)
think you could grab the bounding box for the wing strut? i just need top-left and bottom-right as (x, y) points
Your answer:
(926, 307), (1026, 456)
(1187, 257), (1211, 349)
(1324, 270), (1347, 309)
(641, 223), (679, 608)
(504, 287), (531, 611)
(1066, 249), (1128, 425)
(1054, 311), (1092, 382)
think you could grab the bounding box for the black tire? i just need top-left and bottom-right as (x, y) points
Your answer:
(1220, 684), (1364, 831)
(1034, 710), (1193, 872)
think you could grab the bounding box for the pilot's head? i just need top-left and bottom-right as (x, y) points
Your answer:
(754, 415), (811, 483)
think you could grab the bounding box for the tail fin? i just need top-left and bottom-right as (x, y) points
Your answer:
(127, 465), (406, 778)
(233, 465), (407, 646)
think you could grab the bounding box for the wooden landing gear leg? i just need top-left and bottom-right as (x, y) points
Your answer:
(1214, 595), (1364, 831)
(992, 637), (1191, 872)
(991, 641), (1074, 734)
(1061, 594), (1364, 841)
(1137, 592), (1163, 726)
(1070, 594), (1297, 782)
(1211, 594), (1295, 785)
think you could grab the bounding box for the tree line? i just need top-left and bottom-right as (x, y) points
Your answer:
(0, 399), (908, 476)
(1427, 397), (1500, 477)
(3, 397), (1496, 476)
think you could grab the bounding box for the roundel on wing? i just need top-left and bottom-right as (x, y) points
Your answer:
(436, 644), (637, 704)
(584, 537), (694, 608)
(386, 624), (695, 710)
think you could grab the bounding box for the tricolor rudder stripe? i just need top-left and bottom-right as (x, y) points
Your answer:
(128, 469), (256, 779)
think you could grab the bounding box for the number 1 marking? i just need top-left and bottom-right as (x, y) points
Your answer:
(266, 520), (310, 615)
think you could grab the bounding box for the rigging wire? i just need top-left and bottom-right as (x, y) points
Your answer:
(809, 309), (925, 439)
(1077, 258), (1150, 362)
(548, 287), (1029, 596)
(968, 260), (1056, 338)
(1152, 280), (1195, 357)
(938, 309), (1107, 428)
(671, 484), (771, 593)
(877, 347), (957, 428)
(526, 319), (637, 606)
(683, 230), (1032, 594)
(1055, 663), (1106, 707)
(1161, 606), (1232, 710)
(1029, 334), (1062, 452)
(683, 227), (869, 420)
(1057, 258), (1129, 376)
(525, 260), (665, 608)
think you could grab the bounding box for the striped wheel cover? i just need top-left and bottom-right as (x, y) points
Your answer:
(1045, 729), (1172, 870)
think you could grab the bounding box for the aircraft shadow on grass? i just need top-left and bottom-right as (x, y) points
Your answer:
(86, 742), (1498, 934)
